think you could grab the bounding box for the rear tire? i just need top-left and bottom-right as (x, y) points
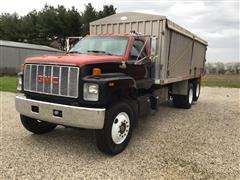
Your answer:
(20, 115), (57, 134)
(172, 83), (194, 109)
(95, 102), (134, 155)
(172, 94), (182, 108)
(193, 80), (201, 101)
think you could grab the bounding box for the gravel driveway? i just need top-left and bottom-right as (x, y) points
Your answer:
(1, 87), (240, 179)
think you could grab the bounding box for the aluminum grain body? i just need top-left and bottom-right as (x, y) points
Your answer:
(90, 12), (208, 85)
(15, 95), (106, 129)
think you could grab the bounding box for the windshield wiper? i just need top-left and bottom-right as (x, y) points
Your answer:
(87, 50), (114, 55)
(68, 51), (81, 54)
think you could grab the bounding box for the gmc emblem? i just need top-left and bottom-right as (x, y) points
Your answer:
(37, 76), (59, 85)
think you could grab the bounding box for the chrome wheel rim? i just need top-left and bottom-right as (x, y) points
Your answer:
(111, 112), (130, 144)
(196, 83), (200, 97)
(189, 88), (193, 104)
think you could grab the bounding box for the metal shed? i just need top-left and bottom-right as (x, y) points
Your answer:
(0, 40), (62, 75)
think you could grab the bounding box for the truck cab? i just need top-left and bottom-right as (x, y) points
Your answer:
(16, 33), (156, 155)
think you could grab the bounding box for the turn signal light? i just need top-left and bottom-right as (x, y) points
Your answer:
(19, 64), (24, 72)
(92, 68), (101, 76)
(108, 82), (115, 87)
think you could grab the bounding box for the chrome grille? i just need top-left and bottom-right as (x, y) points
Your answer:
(24, 64), (79, 98)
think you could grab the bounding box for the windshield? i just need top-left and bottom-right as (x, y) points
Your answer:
(69, 36), (128, 56)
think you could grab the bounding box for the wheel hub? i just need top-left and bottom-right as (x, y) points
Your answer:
(111, 112), (130, 144)
(196, 84), (200, 97)
(189, 88), (193, 104)
(119, 122), (126, 134)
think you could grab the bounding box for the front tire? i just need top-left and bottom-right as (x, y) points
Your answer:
(95, 102), (134, 155)
(20, 115), (57, 134)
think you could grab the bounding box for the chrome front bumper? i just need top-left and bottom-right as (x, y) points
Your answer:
(15, 95), (105, 129)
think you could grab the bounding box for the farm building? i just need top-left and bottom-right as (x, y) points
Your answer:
(0, 40), (62, 75)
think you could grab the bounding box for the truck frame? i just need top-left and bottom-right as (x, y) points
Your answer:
(15, 12), (207, 155)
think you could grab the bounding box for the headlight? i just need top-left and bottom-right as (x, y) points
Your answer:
(88, 84), (98, 94)
(83, 83), (99, 101)
(17, 73), (23, 92)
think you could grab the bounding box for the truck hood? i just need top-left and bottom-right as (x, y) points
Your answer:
(25, 53), (124, 66)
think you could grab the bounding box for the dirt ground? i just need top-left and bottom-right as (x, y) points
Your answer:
(0, 87), (240, 179)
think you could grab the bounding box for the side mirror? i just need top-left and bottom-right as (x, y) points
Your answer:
(66, 38), (70, 52)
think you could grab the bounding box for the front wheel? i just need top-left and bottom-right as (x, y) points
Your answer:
(95, 102), (134, 155)
(20, 115), (57, 134)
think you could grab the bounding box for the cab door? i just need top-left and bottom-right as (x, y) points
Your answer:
(126, 37), (151, 81)
(125, 36), (153, 89)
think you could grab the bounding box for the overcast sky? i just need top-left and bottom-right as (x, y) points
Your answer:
(0, 0), (239, 62)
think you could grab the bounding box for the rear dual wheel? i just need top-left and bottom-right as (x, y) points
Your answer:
(172, 83), (194, 109)
(172, 80), (201, 109)
(193, 80), (201, 101)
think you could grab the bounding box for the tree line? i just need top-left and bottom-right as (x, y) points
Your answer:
(0, 3), (116, 49)
(205, 62), (240, 74)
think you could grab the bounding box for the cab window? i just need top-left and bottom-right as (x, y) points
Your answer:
(129, 39), (147, 60)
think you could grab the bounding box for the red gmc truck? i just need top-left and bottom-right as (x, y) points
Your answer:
(15, 12), (207, 155)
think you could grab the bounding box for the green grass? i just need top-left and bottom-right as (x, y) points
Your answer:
(202, 74), (240, 88)
(202, 81), (240, 88)
(0, 76), (17, 92)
